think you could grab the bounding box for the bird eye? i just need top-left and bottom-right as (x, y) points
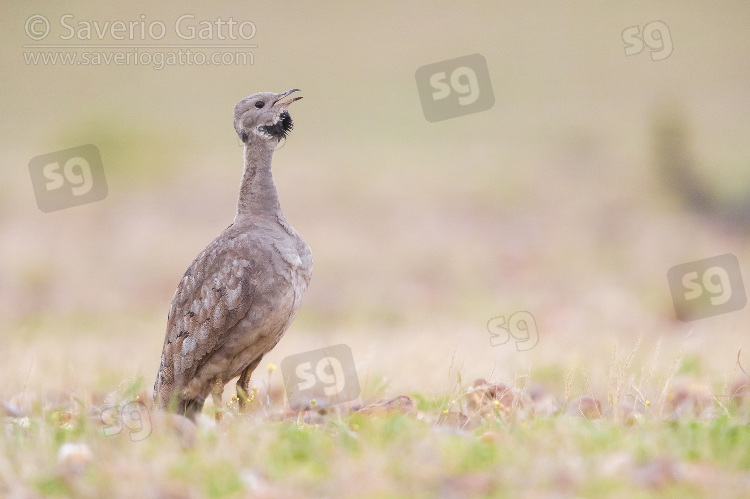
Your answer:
(254, 101), (264, 109)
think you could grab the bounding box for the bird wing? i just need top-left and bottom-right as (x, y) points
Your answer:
(154, 228), (262, 403)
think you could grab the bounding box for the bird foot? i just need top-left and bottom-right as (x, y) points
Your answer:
(237, 388), (252, 413)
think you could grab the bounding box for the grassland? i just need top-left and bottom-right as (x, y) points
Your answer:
(4, 353), (750, 498)
(3, 1), (750, 497)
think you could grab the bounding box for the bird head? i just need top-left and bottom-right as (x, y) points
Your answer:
(233, 89), (303, 146)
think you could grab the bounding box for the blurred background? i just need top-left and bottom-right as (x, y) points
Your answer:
(1, 1), (750, 402)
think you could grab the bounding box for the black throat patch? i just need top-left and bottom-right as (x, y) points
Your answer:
(257, 111), (294, 141)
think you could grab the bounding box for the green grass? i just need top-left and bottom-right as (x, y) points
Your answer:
(4, 375), (750, 498)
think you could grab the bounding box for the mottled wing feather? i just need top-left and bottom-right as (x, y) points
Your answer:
(155, 232), (257, 404)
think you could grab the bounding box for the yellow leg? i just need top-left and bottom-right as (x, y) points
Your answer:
(237, 357), (262, 412)
(212, 379), (224, 422)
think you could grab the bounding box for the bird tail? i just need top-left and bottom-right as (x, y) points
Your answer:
(153, 388), (205, 421)
(177, 398), (205, 421)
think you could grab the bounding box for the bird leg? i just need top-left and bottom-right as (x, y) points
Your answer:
(237, 357), (263, 412)
(211, 379), (224, 422)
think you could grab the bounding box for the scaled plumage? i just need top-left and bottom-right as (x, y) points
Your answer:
(154, 89), (312, 419)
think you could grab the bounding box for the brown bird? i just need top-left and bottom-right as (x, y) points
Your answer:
(153, 89), (312, 420)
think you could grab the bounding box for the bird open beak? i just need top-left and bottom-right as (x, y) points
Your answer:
(273, 88), (303, 108)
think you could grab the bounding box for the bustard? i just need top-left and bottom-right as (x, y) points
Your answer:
(153, 89), (312, 420)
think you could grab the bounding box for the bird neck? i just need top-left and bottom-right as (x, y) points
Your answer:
(235, 143), (280, 221)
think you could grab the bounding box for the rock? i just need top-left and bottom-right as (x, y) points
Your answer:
(6, 393), (33, 416)
(479, 430), (502, 443)
(2, 401), (24, 418)
(528, 383), (559, 416)
(441, 472), (497, 498)
(436, 412), (470, 429)
(618, 401), (644, 424)
(665, 377), (714, 420)
(11, 417), (31, 429)
(271, 409), (327, 425)
(57, 442), (93, 474)
(356, 395), (417, 417)
(565, 396), (602, 419)
(466, 379), (534, 422)
(633, 458), (684, 488)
